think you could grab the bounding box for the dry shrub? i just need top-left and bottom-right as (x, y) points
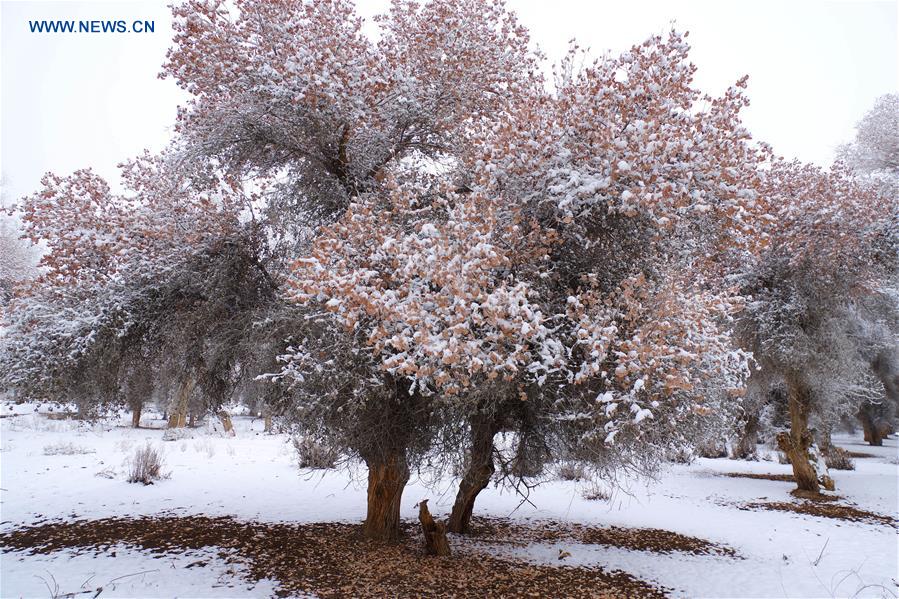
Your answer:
(43, 442), (96, 456)
(581, 483), (612, 502)
(127, 443), (167, 485)
(824, 447), (855, 471)
(292, 436), (338, 469)
(696, 440), (728, 459)
(667, 448), (695, 464)
(557, 462), (587, 481)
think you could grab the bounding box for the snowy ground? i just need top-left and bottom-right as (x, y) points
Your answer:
(1, 403), (897, 598)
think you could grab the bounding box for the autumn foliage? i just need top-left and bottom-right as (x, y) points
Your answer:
(1, 0), (896, 539)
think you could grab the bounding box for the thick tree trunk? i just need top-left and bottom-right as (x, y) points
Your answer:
(362, 451), (410, 541)
(777, 376), (832, 493)
(858, 407), (884, 446)
(418, 500), (451, 556)
(130, 401), (142, 429)
(218, 410), (235, 436)
(448, 412), (503, 534)
(167, 378), (194, 429)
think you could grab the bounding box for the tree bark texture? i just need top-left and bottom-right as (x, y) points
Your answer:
(418, 499), (451, 556)
(167, 378), (195, 429)
(362, 451), (410, 541)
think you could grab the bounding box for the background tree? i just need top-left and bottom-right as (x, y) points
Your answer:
(837, 93), (898, 198)
(0, 199), (37, 309)
(837, 93), (899, 444)
(0, 155), (269, 425)
(737, 160), (897, 493)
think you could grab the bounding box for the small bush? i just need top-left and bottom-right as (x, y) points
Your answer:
(43, 442), (96, 456)
(193, 439), (216, 458)
(825, 447), (855, 471)
(127, 443), (167, 485)
(162, 428), (193, 442)
(557, 462), (587, 481)
(697, 440), (728, 459)
(95, 466), (117, 479)
(292, 436), (338, 469)
(582, 483), (612, 502)
(667, 447), (695, 464)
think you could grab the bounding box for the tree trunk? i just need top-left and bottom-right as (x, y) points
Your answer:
(362, 451), (410, 541)
(262, 405), (273, 433)
(218, 410), (235, 436)
(731, 414), (759, 460)
(858, 406), (884, 446)
(777, 376), (831, 493)
(130, 401), (142, 429)
(167, 378), (194, 429)
(447, 412), (503, 534)
(418, 500), (451, 556)
(817, 423), (833, 456)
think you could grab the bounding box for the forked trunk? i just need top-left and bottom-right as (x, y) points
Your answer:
(776, 376), (832, 493)
(167, 378), (194, 429)
(448, 411), (503, 534)
(218, 410), (235, 436)
(362, 451), (410, 541)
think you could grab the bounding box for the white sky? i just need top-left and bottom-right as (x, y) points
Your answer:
(1, 0), (896, 204)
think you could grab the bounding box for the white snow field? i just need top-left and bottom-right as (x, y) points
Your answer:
(1, 403), (896, 598)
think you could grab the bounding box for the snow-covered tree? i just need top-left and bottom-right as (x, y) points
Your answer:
(0, 202), (37, 308)
(737, 160), (898, 492)
(435, 32), (766, 530)
(837, 93), (898, 198)
(0, 154), (274, 427)
(276, 30), (760, 535)
(158, 0), (544, 540)
(835, 94), (899, 445)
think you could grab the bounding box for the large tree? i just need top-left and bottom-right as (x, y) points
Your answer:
(277, 31), (761, 536)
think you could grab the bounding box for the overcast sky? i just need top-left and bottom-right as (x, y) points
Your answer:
(1, 0), (896, 204)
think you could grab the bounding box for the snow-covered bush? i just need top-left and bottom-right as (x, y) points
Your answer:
(736, 160), (897, 492)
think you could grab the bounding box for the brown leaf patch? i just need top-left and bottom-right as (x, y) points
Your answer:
(465, 516), (737, 557)
(739, 501), (896, 527)
(722, 472), (795, 483)
(0, 515), (667, 598)
(846, 451), (875, 458)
